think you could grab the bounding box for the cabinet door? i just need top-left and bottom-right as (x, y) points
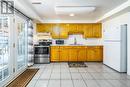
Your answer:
(59, 24), (69, 39)
(92, 23), (102, 38)
(83, 24), (93, 38)
(37, 24), (44, 32)
(94, 47), (103, 61)
(76, 24), (84, 33)
(69, 48), (78, 61)
(77, 48), (86, 61)
(51, 24), (60, 39)
(68, 24), (78, 34)
(36, 24), (52, 32)
(86, 47), (103, 61)
(59, 48), (69, 61)
(51, 46), (60, 62)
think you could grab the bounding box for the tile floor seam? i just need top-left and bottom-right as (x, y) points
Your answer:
(34, 64), (47, 87)
(47, 63), (54, 87)
(87, 67), (101, 87)
(107, 79), (128, 87)
(78, 68), (88, 87)
(86, 63), (101, 87)
(103, 79), (115, 87)
(69, 66), (74, 87)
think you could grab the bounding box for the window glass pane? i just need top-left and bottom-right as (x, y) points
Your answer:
(17, 18), (26, 70)
(0, 16), (9, 82)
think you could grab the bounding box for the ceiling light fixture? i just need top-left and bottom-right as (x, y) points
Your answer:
(55, 6), (96, 15)
(69, 13), (75, 17)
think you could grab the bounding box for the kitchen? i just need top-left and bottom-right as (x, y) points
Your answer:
(0, 0), (130, 87)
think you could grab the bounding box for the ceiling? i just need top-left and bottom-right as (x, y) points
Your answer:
(26, 0), (128, 22)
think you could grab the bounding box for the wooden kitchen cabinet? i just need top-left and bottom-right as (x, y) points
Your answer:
(51, 46), (60, 62)
(68, 24), (78, 34)
(76, 24), (84, 33)
(77, 47), (87, 61)
(68, 46), (86, 62)
(59, 47), (69, 61)
(92, 23), (102, 38)
(37, 24), (52, 32)
(51, 46), (103, 62)
(36, 23), (102, 39)
(83, 24), (93, 38)
(86, 46), (103, 61)
(51, 24), (60, 39)
(69, 48), (78, 61)
(83, 23), (102, 38)
(59, 24), (69, 39)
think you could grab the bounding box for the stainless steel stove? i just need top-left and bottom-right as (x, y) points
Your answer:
(34, 40), (52, 64)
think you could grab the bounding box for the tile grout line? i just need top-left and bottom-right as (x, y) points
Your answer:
(34, 64), (47, 87)
(78, 67), (88, 87)
(69, 65), (75, 87)
(47, 63), (54, 87)
(85, 63), (101, 87)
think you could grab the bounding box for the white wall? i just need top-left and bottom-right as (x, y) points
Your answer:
(52, 34), (103, 45)
(102, 12), (130, 75)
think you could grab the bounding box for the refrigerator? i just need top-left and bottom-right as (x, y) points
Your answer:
(103, 24), (127, 72)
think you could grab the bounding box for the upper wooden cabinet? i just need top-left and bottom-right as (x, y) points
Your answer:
(51, 24), (60, 39)
(83, 23), (102, 38)
(36, 23), (102, 39)
(68, 24), (78, 34)
(59, 24), (69, 39)
(92, 23), (102, 38)
(83, 24), (93, 38)
(37, 24), (52, 32)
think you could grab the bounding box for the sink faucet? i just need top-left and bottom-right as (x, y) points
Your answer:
(74, 37), (77, 45)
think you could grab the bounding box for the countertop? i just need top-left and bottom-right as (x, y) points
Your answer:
(50, 44), (103, 46)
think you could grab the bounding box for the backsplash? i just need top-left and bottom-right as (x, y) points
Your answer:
(52, 34), (103, 45)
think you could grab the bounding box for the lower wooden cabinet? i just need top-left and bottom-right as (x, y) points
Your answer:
(59, 47), (69, 61)
(86, 46), (103, 61)
(50, 46), (60, 62)
(69, 48), (78, 61)
(50, 46), (103, 62)
(77, 48), (87, 61)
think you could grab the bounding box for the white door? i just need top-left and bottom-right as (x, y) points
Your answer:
(13, 15), (28, 74)
(0, 16), (14, 86)
(0, 14), (28, 86)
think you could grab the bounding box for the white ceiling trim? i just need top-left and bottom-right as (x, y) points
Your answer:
(96, 0), (130, 22)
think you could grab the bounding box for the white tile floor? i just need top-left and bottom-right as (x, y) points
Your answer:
(27, 63), (130, 87)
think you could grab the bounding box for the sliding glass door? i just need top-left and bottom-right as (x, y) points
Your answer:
(0, 14), (28, 86)
(0, 16), (11, 84)
(14, 15), (28, 71)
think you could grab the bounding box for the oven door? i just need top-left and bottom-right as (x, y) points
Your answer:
(34, 46), (49, 55)
(34, 46), (50, 63)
